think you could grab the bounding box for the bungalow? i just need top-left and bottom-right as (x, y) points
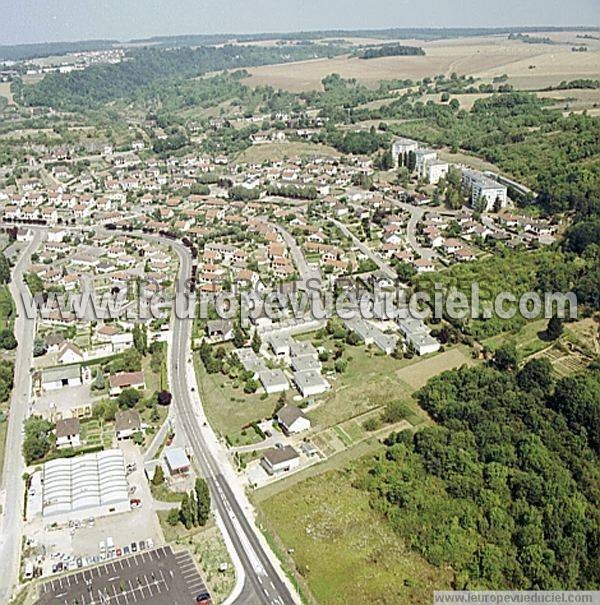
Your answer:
(55, 418), (81, 449)
(109, 371), (145, 397)
(261, 445), (300, 475)
(292, 370), (330, 398)
(277, 405), (311, 435)
(206, 319), (234, 342)
(115, 409), (142, 440)
(258, 369), (290, 395)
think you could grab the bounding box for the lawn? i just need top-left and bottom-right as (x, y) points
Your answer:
(0, 286), (15, 330)
(195, 355), (279, 439)
(256, 461), (452, 605)
(302, 336), (428, 430)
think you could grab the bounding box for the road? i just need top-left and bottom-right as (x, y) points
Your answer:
(158, 236), (298, 605)
(331, 218), (397, 279)
(0, 230), (44, 603)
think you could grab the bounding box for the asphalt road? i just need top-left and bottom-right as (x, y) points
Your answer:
(0, 229), (44, 603)
(159, 236), (297, 605)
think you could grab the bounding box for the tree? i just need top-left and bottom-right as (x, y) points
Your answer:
(179, 493), (194, 529)
(22, 417), (54, 464)
(251, 330), (261, 354)
(545, 316), (563, 341)
(0, 253), (10, 284)
(195, 478), (211, 526)
(157, 390), (172, 406)
(0, 329), (17, 350)
(152, 465), (165, 486)
(243, 378), (259, 394)
(133, 324), (148, 356)
(232, 322), (246, 348)
(118, 387), (141, 409)
(167, 508), (180, 526)
(517, 358), (553, 394)
(492, 343), (518, 372)
(33, 337), (48, 357)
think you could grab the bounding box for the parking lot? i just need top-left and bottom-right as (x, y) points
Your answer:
(36, 545), (209, 605)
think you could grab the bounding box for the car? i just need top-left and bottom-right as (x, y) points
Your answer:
(130, 498), (141, 509)
(77, 558), (83, 568)
(131, 542), (137, 552)
(123, 546), (130, 555)
(138, 540), (146, 551)
(195, 592), (212, 604)
(116, 548), (122, 557)
(146, 538), (154, 549)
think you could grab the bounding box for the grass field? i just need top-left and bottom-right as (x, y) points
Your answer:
(0, 82), (14, 106)
(195, 355), (280, 439)
(244, 32), (600, 92)
(235, 140), (340, 163)
(395, 345), (476, 390)
(257, 462), (452, 605)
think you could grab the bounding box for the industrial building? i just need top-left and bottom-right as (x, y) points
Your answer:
(41, 449), (130, 521)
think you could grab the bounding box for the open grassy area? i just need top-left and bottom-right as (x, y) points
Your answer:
(195, 355), (279, 440)
(0, 286), (15, 330)
(256, 461), (452, 605)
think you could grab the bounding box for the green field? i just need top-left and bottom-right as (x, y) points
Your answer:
(257, 461), (452, 605)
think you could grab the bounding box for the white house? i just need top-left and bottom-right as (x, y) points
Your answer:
(258, 369), (290, 395)
(277, 405), (311, 434)
(55, 418), (81, 449)
(261, 446), (300, 475)
(57, 342), (85, 365)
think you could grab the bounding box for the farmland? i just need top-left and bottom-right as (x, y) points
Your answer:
(244, 31), (600, 92)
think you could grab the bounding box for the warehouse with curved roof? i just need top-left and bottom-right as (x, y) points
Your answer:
(41, 449), (129, 521)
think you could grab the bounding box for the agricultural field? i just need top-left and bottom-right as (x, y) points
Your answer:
(244, 32), (600, 92)
(256, 462), (452, 605)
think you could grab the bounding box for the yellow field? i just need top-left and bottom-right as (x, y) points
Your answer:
(0, 82), (14, 105)
(244, 32), (600, 92)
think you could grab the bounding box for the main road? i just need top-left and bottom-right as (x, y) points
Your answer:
(0, 229), (44, 603)
(155, 235), (298, 605)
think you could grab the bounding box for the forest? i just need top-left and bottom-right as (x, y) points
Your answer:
(361, 361), (599, 590)
(14, 43), (344, 110)
(358, 44), (425, 59)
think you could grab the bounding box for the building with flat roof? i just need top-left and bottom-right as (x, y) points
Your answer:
(462, 169), (508, 211)
(41, 449), (129, 521)
(164, 447), (191, 475)
(234, 348), (267, 377)
(392, 137), (419, 166)
(292, 370), (330, 398)
(258, 369), (290, 394)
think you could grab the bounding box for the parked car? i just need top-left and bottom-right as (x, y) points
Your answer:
(131, 542), (137, 553)
(116, 548), (122, 557)
(195, 592), (212, 605)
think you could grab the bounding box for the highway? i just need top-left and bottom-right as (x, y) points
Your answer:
(158, 236), (298, 605)
(0, 230), (44, 603)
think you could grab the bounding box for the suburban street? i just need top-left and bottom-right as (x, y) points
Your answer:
(331, 217), (397, 279)
(0, 229), (44, 603)
(157, 235), (298, 605)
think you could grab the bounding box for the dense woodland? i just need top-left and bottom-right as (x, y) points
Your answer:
(361, 362), (600, 590)
(358, 44), (425, 59)
(14, 43), (344, 109)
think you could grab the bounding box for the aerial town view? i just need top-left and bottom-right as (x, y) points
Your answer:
(0, 1), (598, 604)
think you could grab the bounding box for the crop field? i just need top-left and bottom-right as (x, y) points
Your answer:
(257, 463), (452, 605)
(244, 32), (600, 92)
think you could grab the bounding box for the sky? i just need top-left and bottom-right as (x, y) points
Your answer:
(1, 0), (598, 45)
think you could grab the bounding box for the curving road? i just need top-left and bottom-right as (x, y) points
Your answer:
(0, 230), (44, 603)
(157, 236), (298, 605)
